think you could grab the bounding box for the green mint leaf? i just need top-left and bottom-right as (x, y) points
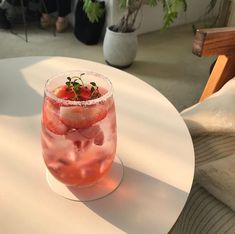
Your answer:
(74, 83), (81, 90)
(90, 82), (96, 86)
(90, 86), (95, 94)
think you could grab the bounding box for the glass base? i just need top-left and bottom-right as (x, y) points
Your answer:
(46, 156), (124, 202)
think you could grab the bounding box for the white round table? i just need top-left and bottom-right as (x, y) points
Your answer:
(0, 57), (194, 234)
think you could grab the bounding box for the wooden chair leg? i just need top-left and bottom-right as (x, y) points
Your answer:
(199, 54), (235, 102)
(20, 0), (28, 42)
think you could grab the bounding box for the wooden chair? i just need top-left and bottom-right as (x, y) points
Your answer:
(192, 27), (235, 102)
(170, 27), (235, 234)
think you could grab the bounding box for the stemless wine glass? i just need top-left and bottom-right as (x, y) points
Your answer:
(41, 71), (117, 188)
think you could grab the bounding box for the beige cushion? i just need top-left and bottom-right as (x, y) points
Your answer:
(180, 78), (235, 211)
(181, 77), (235, 135)
(196, 155), (235, 212)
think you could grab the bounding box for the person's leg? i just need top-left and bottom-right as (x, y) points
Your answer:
(56, 0), (71, 17)
(55, 0), (71, 32)
(41, 0), (57, 14)
(40, 0), (57, 29)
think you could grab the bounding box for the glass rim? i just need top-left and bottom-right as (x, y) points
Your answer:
(44, 70), (113, 106)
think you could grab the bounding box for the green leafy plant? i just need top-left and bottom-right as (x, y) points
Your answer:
(83, 0), (187, 32)
(162, 0), (187, 29)
(83, 0), (105, 23)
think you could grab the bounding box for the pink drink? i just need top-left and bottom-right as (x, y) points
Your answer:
(41, 71), (117, 186)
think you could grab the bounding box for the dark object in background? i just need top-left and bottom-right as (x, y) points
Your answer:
(74, 0), (105, 45)
(5, 0), (28, 6)
(5, 0), (40, 22)
(0, 8), (11, 29)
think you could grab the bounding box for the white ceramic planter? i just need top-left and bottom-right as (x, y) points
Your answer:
(103, 26), (138, 68)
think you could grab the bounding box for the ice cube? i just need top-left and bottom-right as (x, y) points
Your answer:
(94, 130), (104, 146)
(99, 158), (112, 174)
(68, 151), (77, 161)
(47, 161), (63, 171)
(66, 129), (85, 141)
(80, 125), (100, 139)
(80, 168), (87, 179)
(83, 140), (92, 149)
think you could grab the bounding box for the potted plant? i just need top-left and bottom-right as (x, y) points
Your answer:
(102, 0), (187, 68)
(103, 0), (187, 68)
(74, 0), (106, 45)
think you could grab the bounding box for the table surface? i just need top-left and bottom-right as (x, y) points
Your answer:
(0, 56), (194, 234)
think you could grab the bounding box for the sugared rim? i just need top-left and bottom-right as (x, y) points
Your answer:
(44, 70), (113, 106)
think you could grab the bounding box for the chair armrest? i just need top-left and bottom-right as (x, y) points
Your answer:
(192, 27), (235, 101)
(193, 27), (235, 57)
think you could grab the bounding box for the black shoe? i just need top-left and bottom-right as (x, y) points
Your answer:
(0, 8), (12, 29)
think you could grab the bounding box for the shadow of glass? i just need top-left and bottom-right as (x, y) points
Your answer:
(0, 57), (43, 116)
(69, 163), (188, 234)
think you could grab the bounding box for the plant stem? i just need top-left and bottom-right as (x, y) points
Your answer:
(129, 0), (144, 30)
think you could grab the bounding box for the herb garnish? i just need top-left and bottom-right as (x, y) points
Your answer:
(65, 73), (101, 100)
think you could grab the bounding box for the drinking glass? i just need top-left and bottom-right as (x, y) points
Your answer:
(41, 71), (118, 190)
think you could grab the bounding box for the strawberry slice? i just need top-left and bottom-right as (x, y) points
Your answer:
(43, 98), (68, 135)
(79, 87), (91, 101)
(54, 85), (75, 100)
(60, 105), (107, 129)
(54, 85), (100, 101)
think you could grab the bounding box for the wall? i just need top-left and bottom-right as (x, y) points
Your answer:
(69, 0), (220, 35)
(107, 0), (220, 35)
(228, 0), (235, 26)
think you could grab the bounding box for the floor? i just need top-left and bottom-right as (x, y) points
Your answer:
(0, 23), (214, 111)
